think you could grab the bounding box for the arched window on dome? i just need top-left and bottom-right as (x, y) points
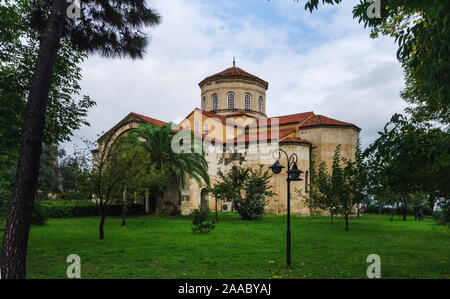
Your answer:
(245, 94), (251, 111)
(227, 92), (235, 109)
(202, 97), (206, 110)
(258, 96), (263, 113)
(212, 94), (218, 110)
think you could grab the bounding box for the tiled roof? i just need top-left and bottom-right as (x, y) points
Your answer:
(299, 114), (360, 131)
(98, 112), (166, 142)
(130, 112), (167, 127)
(192, 108), (244, 128)
(280, 137), (312, 145)
(199, 67), (268, 89)
(248, 112), (314, 127)
(247, 112), (359, 131)
(233, 129), (295, 143)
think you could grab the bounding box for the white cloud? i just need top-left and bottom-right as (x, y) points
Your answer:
(62, 0), (406, 152)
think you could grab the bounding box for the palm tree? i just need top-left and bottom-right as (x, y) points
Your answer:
(126, 123), (210, 213)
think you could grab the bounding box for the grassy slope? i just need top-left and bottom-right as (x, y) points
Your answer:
(1, 213), (448, 278)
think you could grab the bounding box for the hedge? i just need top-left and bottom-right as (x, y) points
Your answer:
(39, 200), (145, 218)
(365, 204), (433, 216)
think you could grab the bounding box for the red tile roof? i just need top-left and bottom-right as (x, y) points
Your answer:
(299, 114), (360, 131)
(199, 67), (268, 89)
(248, 111), (314, 127)
(233, 129), (295, 143)
(130, 112), (166, 127)
(190, 108), (244, 128)
(280, 137), (312, 145)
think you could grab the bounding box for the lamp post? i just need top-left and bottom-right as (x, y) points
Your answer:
(269, 149), (303, 267)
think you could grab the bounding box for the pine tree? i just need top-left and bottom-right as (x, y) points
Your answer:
(1, 0), (160, 279)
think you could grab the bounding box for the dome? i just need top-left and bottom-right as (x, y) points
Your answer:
(199, 65), (268, 118)
(199, 66), (268, 90)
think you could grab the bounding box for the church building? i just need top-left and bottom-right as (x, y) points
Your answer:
(96, 64), (360, 215)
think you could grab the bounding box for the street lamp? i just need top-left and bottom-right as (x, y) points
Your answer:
(269, 149), (303, 267)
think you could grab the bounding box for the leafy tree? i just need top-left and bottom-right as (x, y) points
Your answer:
(300, 155), (339, 224)
(340, 148), (367, 230)
(347, 141), (368, 218)
(235, 166), (275, 221)
(1, 0), (160, 278)
(0, 1), (95, 221)
(211, 165), (274, 221)
(125, 123), (210, 215)
(433, 198), (449, 229)
(86, 136), (142, 239)
(210, 165), (249, 222)
(409, 192), (428, 221)
(302, 0), (450, 124)
(303, 145), (365, 231)
(364, 114), (449, 221)
(58, 149), (91, 200)
(36, 144), (59, 200)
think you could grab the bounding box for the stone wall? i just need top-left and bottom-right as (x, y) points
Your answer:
(200, 78), (267, 117)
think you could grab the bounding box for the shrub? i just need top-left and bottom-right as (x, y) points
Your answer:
(433, 199), (449, 228)
(191, 208), (215, 233)
(365, 204), (433, 216)
(42, 200), (98, 218)
(234, 167), (274, 220)
(40, 200), (145, 218)
(31, 202), (49, 225)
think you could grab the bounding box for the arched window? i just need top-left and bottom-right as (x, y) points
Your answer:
(202, 97), (206, 110)
(258, 96), (263, 113)
(245, 94), (251, 110)
(204, 123), (209, 136)
(227, 92), (235, 109)
(212, 94), (218, 110)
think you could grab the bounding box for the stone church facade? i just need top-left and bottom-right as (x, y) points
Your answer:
(96, 65), (360, 215)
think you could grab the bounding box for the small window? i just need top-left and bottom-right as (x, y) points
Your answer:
(227, 92), (235, 109)
(212, 94), (218, 110)
(245, 94), (251, 110)
(204, 123), (208, 136)
(258, 97), (263, 113)
(194, 122), (199, 133)
(202, 97), (206, 110)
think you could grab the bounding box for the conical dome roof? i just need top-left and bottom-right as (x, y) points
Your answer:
(199, 66), (268, 89)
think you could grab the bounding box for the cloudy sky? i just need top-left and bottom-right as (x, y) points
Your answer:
(63, 0), (407, 152)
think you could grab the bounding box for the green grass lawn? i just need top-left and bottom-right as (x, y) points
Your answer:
(1, 213), (449, 278)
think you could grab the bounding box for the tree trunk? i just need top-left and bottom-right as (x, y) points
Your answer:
(215, 200), (219, 223)
(330, 209), (334, 224)
(428, 197), (435, 213)
(345, 213), (349, 231)
(99, 206), (106, 240)
(0, 0), (67, 279)
(121, 204), (126, 226)
(402, 198), (407, 221)
(145, 190), (150, 214)
(357, 205), (360, 218)
(122, 189), (127, 226)
(390, 208), (394, 221)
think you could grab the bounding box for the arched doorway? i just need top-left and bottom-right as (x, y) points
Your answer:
(200, 189), (210, 210)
